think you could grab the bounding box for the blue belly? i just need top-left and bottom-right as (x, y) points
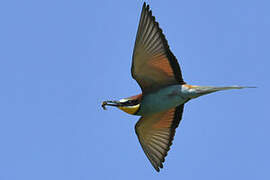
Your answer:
(137, 85), (189, 116)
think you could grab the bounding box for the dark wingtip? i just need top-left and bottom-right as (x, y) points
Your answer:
(143, 2), (147, 10)
(145, 2), (149, 10)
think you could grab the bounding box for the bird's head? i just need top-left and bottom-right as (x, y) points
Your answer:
(102, 94), (142, 115)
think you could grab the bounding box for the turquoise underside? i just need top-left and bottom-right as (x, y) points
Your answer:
(137, 85), (189, 116)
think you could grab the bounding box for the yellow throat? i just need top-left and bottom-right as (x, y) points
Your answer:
(118, 104), (140, 115)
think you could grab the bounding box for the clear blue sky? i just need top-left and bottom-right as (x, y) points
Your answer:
(0, 0), (269, 179)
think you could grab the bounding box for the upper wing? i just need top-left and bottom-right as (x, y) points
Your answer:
(132, 3), (185, 93)
(135, 105), (184, 172)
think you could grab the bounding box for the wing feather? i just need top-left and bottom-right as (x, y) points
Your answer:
(135, 104), (185, 172)
(132, 3), (185, 92)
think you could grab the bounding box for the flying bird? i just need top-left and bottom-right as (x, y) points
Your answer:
(102, 2), (253, 172)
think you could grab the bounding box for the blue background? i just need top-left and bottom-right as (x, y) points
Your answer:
(0, 0), (269, 179)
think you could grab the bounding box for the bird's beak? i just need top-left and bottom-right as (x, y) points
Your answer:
(102, 100), (121, 110)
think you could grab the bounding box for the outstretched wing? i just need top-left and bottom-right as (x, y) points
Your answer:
(132, 3), (185, 93)
(135, 105), (184, 172)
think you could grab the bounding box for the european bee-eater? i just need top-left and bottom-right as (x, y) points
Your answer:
(102, 2), (253, 172)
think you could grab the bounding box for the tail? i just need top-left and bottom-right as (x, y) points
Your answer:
(192, 85), (256, 96)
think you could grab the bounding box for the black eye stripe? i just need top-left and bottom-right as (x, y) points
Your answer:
(121, 100), (139, 106)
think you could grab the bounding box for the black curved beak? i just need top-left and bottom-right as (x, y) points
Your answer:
(102, 100), (121, 110)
